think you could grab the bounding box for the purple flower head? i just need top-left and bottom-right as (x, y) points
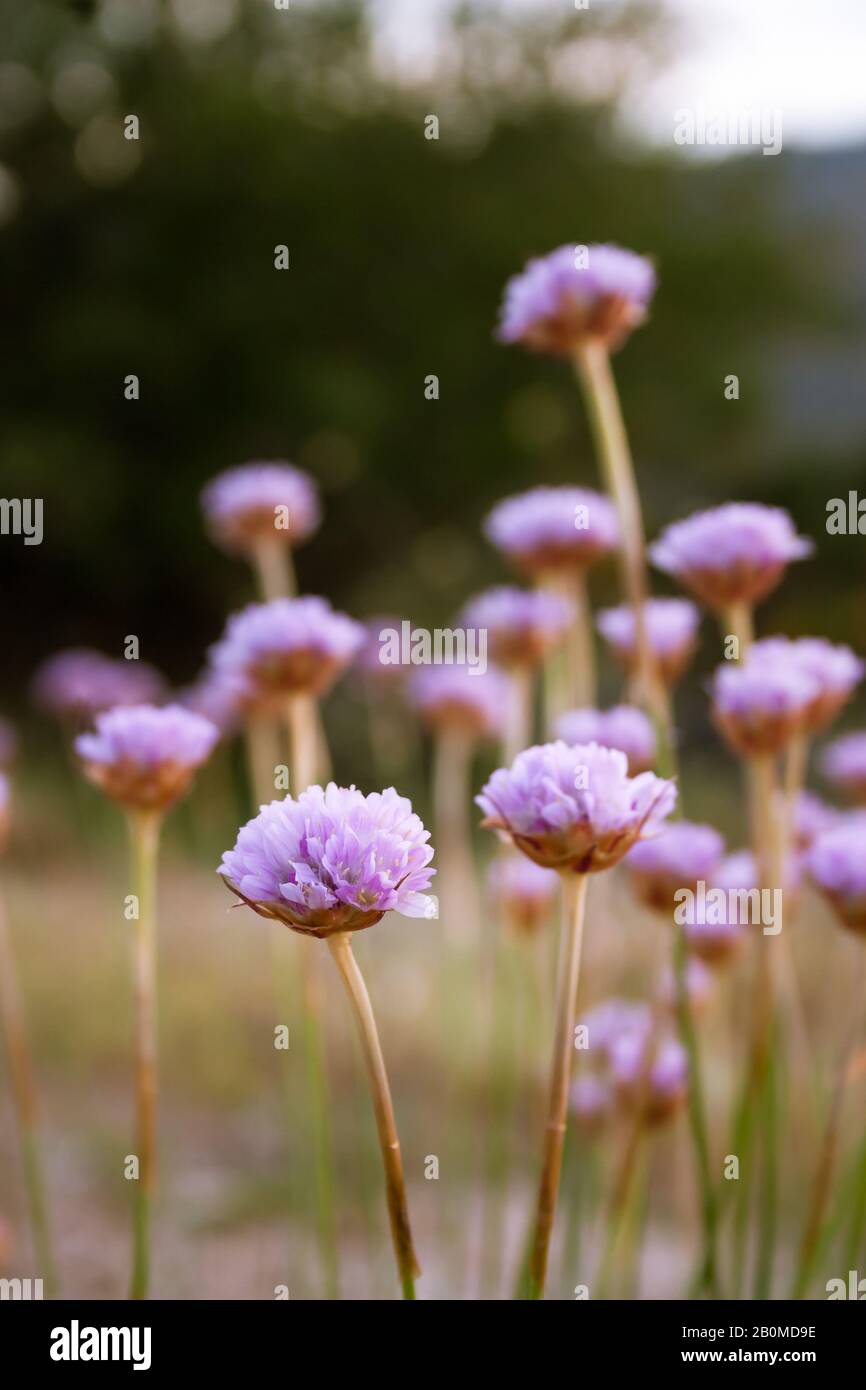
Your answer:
(556, 704), (656, 774)
(410, 664), (508, 741)
(746, 637), (863, 733)
(487, 854), (559, 934)
(822, 732), (866, 804)
(180, 668), (252, 738)
(210, 597), (365, 707)
(580, 997), (652, 1056)
(0, 771), (9, 852)
(807, 816), (866, 935)
(597, 598), (700, 685)
(476, 740), (676, 874)
(0, 718), (17, 768)
(569, 1073), (613, 1133)
(610, 1031), (689, 1124)
(660, 956), (714, 1014)
(354, 616), (407, 688)
(201, 461), (321, 555)
(483, 486), (619, 577)
(460, 586), (571, 669)
(76, 704), (219, 811)
(497, 243), (656, 355)
(32, 648), (165, 724)
(791, 791), (840, 851)
(649, 503), (812, 610)
(219, 782), (436, 938)
(626, 820), (725, 913)
(712, 656), (820, 758)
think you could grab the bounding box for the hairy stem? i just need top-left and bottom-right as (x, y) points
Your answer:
(127, 808), (161, 1300)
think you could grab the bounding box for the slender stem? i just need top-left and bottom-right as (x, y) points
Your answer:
(252, 539), (296, 601)
(284, 691), (340, 1299)
(572, 343), (676, 777)
(527, 872), (588, 1299)
(540, 569), (595, 719)
(433, 728), (479, 940)
(722, 601), (754, 657)
(327, 932), (420, 1298)
(792, 947), (865, 1297)
(503, 667), (533, 766)
(127, 809), (161, 1301)
(0, 886), (57, 1296)
(672, 907), (720, 1295)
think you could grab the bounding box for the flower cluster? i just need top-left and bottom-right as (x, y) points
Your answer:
(822, 732), (866, 804)
(460, 586), (572, 669)
(574, 997), (687, 1128)
(626, 821), (725, 914)
(597, 598), (700, 685)
(712, 654), (821, 758)
(219, 783), (436, 937)
(556, 704), (656, 774)
(650, 503), (812, 610)
(487, 854), (559, 934)
(33, 649), (165, 724)
(201, 461), (321, 555)
(483, 485), (619, 577)
(410, 664), (508, 741)
(497, 243), (656, 355)
(76, 704), (219, 812)
(210, 596), (365, 707)
(807, 817), (866, 934)
(477, 741), (676, 874)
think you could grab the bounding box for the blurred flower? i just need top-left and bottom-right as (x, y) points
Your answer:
(611, 1032), (688, 1125)
(497, 243), (655, 355)
(745, 638), (863, 734)
(0, 718), (17, 767)
(822, 732), (866, 804)
(649, 503), (812, 610)
(201, 461), (320, 555)
(581, 997), (652, 1053)
(487, 854), (559, 934)
(569, 1073), (613, 1134)
(712, 658), (820, 758)
(790, 791), (840, 851)
(626, 821), (725, 914)
(354, 616), (406, 689)
(180, 668), (251, 737)
(556, 704), (656, 774)
(476, 741), (676, 874)
(460, 586), (571, 669)
(33, 648), (165, 724)
(210, 597), (364, 706)
(483, 485), (619, 577)
(0, 772), (9, 852)
(597, 597), (700, 685)
(219, 783), (436, 938)
(76, 704), (218, 811)
(410, 664), (508, 741)
(678, 850), (757, 965)
(660, 955), (714, 1013)
(807, 817), (866, 934)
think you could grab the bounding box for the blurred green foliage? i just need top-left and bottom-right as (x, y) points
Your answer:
(0, 0), (862, 720)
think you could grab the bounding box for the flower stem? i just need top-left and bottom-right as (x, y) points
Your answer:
(672, 909), (720, 1296)
(252, 539), (296, 601)
(284, 692), (340, 1299)
(526, 872), (588, 1299)
(572, 342), (674, 771)
(722, 601), (754, 657)
(0, 887), (57, 1296)
(503, 667), (533, 766)
(127, 808), (161, 1301)
(791, 947), (865, 1297)
(433, 728), (479, 940)
(327, 931), (420, 1299)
